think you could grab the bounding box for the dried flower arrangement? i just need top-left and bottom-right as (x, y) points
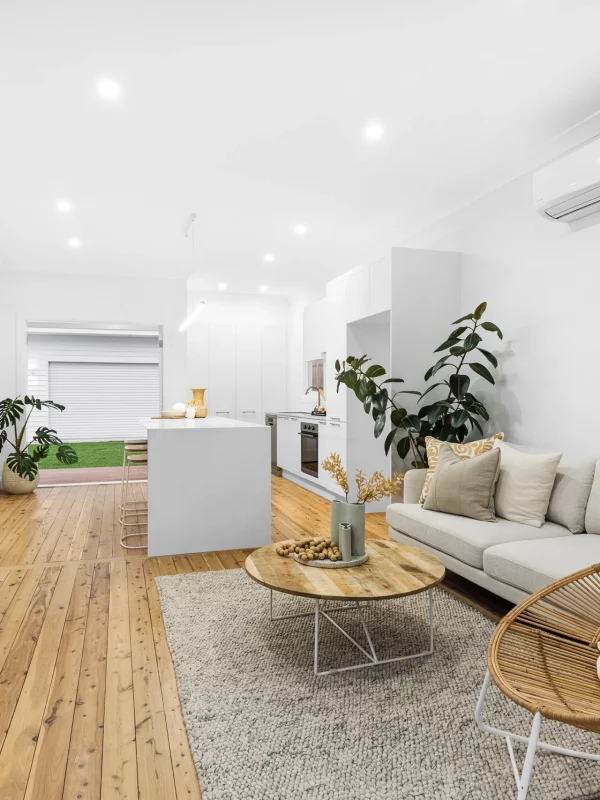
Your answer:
(321, 452), (403, 504)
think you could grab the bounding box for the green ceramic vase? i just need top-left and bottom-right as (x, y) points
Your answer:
(330, 501), (366, 556)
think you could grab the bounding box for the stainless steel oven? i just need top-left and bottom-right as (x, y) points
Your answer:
(299, 421), (318, 478)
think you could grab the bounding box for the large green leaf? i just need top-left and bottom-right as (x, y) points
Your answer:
(56, 444), (78, 465)
(448, 326), (468, 340)
(468, 362), (495, 384)
(450, 409), (470, 428)
(32, 426), (62, 445)
(424, 355), (451, 382)
(30, 444), (50, 462)
(390, 408), (407, 427)
(0, 397), (25, 430)
(473, 301), (487, 320)
(463, 332), (482, 352)
(427, 404), (446, 425)
(449, 346), (465, 357)
(384, 428), (397, 455)
(374, 413), (386, 439)
(477, 348), (498, 368)
(481, 321), (503, 340)
(0, 430), (7, 452)
(380, 377), (405, 385)
(404, 414), (421, 433)
(449, 372), (470, 399)
(433, 337), (461, 354)
(334, 359), (341, 372)
(365, 364), (386, 379)
(6, 452), (38, 480)
(396, 436), (411, 459)
(451, 313), (474, 324)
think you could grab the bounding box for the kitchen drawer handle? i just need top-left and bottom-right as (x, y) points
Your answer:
(330, 416), (342, 421)
(215, 411), (230, 415)
(242, 410), (255, 414)
(330, 422), (341, 427)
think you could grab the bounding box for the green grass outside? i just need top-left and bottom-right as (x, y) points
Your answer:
(31, 441), (127, 469)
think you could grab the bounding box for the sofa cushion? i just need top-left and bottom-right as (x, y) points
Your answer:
(493, 441), (561, 528)
(419, 432), (504, 505)
(386, 503), (570, 569)
(423, 444), (500, 521)
(483, 535), (600, 595)
(585, 460), (600, 534)
(546, 456), (596, 533)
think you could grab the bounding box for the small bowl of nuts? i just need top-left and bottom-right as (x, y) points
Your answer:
(275, 537), (367, 569)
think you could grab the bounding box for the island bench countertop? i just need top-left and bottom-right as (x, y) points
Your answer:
(139, 417), (265, 431)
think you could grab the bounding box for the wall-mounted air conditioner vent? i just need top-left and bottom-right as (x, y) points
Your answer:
(533, 138), (600, 223)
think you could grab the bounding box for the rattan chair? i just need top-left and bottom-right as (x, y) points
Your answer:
(475, 563), (600, 799)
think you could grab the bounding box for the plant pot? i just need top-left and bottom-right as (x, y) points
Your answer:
(2, 462), (40, 494)
(330, 500), (366, 557)
(188, 388), (208, 418)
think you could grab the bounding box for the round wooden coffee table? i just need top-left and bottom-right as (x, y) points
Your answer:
(245, 539), (445, 676)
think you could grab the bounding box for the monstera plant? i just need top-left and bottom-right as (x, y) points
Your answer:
(0, 396), (77, 491)
(334, 302), (503, 468)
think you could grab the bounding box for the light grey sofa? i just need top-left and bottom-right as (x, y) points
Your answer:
(386, 450), (600, 604)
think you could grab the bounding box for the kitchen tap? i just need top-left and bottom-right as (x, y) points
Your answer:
(305, 386), (326, 405)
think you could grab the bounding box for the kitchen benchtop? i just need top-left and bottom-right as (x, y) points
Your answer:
(275, 411), (327, 419)
(139, 417), (264, 431)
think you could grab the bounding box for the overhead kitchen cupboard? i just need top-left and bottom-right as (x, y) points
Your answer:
(204, 324), (287, 422)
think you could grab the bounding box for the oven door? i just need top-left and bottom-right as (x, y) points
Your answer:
(299, 430), (318, 478)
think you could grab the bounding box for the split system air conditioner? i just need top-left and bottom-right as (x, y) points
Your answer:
(533, 137), (600, 223)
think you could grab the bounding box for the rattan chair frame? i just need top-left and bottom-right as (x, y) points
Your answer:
(475, 563), (600, 800)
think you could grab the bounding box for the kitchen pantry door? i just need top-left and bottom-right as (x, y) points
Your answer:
(48, 361), (159, 442)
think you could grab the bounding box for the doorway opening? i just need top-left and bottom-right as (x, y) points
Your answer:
(26, 321), (161, 485)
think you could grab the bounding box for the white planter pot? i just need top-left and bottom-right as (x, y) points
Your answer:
(2, 462), (40, 494)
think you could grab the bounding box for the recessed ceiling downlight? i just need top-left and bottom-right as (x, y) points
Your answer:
(67, 237), (81, 248)
(264, 253), (275, 262)
(293, 224), (307, 236)
(56, 199), (73, 213)
(259, 285), (268, 293)
(218, 283), (227, 290)
(363, 121), (385, 141)
(97, 78), (122, 100)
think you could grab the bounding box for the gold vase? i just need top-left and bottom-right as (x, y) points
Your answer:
(188, 388), (208, 418)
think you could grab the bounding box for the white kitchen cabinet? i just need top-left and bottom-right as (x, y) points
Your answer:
(303, 298), (328, 362)
(346, 266), (370, 323)
(319, 420), (347, 494)
(277, 415), (301, 473)
(368, 257), (391, 316)
(262, 325), (287, 414)
(208, 326), (236, 418)
(325, 276), (347, 422)
(235, 326), (262, 424)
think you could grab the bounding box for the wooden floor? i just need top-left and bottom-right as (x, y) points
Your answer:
(39, 466), (147, 485)
(0, 476), (503, 800)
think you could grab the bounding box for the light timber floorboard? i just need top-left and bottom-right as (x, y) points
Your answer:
(0, 475), (505, 799)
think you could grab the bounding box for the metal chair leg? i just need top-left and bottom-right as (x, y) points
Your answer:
(517, 713), (542, 800)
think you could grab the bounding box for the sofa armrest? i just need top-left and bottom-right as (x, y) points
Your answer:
(403, 468), (427, 504)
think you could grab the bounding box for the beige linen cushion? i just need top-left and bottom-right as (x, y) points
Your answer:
(419, 432), (504, 505)
(493, 440), (562, 528)
(423, 443), (501, 521)
(546, 457), (596, 533)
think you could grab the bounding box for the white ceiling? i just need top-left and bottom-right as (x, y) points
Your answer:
(2, 0), (600, 295)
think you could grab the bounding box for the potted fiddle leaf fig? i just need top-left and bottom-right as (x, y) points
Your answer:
(0, 396), (78, 494)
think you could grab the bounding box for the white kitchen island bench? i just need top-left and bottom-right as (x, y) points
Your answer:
(139, 417), (271, 557)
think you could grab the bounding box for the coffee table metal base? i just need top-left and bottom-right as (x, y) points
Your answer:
(269, 589), (435, 676)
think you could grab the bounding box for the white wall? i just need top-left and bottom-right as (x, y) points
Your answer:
(0, 269), (187, 482)
(403, 173), (600, 456)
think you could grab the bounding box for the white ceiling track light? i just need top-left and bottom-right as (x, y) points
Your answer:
(178, 300), (206, 332)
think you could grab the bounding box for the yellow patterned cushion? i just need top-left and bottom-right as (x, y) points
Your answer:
(419, 433), (504, 505)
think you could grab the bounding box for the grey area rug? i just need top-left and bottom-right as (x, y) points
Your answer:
(156, 569), (600, 800)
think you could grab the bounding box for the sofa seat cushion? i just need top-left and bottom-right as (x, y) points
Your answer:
(483, 535), (600, 595)
(386, 503), (570, 569)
